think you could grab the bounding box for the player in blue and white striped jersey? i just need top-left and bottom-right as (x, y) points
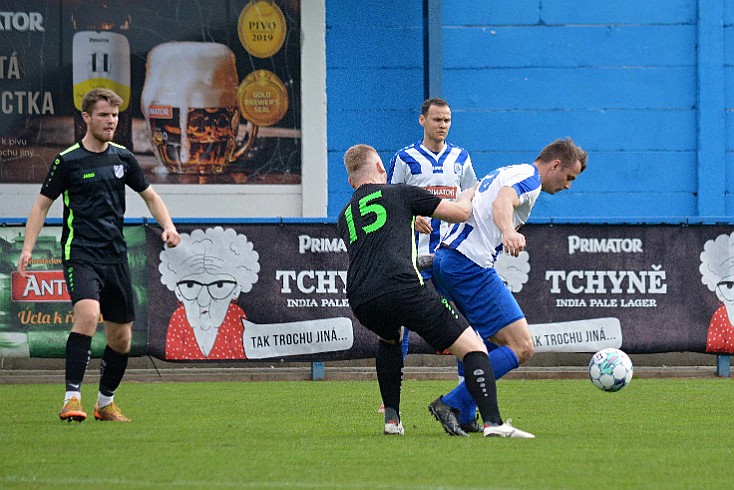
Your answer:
(441, 162), (540, 269)
(377, 98), (476, 414)
(387, 97), (477, 364)
(387, 98), (477, 262)
(432, 138), (588, 432)
(382, 99), (478, 415)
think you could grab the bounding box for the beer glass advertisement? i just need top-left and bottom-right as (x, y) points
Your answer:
(0, 226), (149, 358)
(0, 0), (301, 185)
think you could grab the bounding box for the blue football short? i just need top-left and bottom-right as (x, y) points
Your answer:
(432, 246), (524, 339)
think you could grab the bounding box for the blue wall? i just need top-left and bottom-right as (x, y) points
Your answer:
(325, 2), (425, 213)
(325, 0), (733, 222)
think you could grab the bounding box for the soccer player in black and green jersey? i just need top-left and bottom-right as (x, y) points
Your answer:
(17, 88), (180, 422)
(337, 144), (533, 438)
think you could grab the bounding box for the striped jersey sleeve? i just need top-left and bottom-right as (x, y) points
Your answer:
(441, 163), (541, 268)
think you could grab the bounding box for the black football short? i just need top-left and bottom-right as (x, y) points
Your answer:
(352, 284), (469, 352)
(63, 260), (136, 324)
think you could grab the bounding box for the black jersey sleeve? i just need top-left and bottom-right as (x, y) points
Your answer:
(124, 151), (150, 193)
(336, 206), (348, 244)
(39, 153), (66, 201)
(401, 184), (442, 217)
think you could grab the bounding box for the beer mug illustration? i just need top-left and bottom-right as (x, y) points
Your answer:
(141, 42), (255, 174)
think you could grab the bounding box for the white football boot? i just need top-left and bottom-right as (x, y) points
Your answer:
(384, 419), (405, 435)
(483, 419), (535, 438)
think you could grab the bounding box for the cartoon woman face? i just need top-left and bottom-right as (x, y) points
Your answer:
(716, 278), (734, 321)
(175, 270), (242, 332)
(700, 232), (734, 324)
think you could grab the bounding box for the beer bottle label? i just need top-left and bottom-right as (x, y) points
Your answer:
(72, 31), (131, 111)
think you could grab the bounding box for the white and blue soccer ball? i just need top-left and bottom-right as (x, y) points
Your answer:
(588, 348), (633, 392)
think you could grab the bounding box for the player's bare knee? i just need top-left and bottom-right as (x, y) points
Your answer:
(72, 300), (100, 334)
(106, 333), (131, 353)
(72, 315), (99, 333)
(462, 335), (488, 357)
(115, 331), (132, 348)
(515, 341), (535, 364)
(104, 322), (132, 352)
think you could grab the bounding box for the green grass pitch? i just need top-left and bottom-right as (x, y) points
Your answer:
(1, 378), (732, 489)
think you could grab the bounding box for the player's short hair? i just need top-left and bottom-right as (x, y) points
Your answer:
(82, 88), (123, 115)
(343, 144), (378, 176)
(536, 137), (588, 172)
(421, 97), (450, 116)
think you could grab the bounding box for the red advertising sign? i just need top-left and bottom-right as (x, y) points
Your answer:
(11, 271), (70, 302)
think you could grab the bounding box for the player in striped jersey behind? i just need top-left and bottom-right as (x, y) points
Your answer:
(382, 98), (478, 427)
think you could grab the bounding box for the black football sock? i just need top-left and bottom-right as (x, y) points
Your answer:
(462, 351), (503, 425)
(384, 407), (400, 423)
(65, 332), (92, 392)
(99, 345), (129, 397)
(376, 339), (404, 422)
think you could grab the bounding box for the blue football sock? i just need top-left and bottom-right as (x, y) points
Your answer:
(459, 402), (477, 425)
(488, 345), (520, 379)
(456, 357), (465, 378)
(401, 328), (410, 359)
(441, 379), (474, 411)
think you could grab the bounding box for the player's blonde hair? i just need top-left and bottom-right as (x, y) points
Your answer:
(343, 144), (378, 180)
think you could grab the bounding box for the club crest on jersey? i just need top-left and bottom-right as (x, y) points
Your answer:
(454, 162), (462, 174)
(114, 165), (124, 178)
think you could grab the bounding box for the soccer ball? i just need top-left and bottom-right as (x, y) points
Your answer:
(588, 348), (633, 392)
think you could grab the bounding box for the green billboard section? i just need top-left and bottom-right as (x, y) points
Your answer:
(0, 226), (147, 357)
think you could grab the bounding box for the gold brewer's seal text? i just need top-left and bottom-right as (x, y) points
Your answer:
(237, 69), (289, 126)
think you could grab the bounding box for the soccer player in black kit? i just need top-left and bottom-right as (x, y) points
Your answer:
(17, 88), (180, 422)
(337, 144), (533, 438)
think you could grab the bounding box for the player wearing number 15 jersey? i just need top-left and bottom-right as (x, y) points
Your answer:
(337, 143), (535, 439)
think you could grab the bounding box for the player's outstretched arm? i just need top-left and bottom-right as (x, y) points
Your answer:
(139, 186), (180, 248)
(432, 183), (477, 223)
(18, 195), (54, 277)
